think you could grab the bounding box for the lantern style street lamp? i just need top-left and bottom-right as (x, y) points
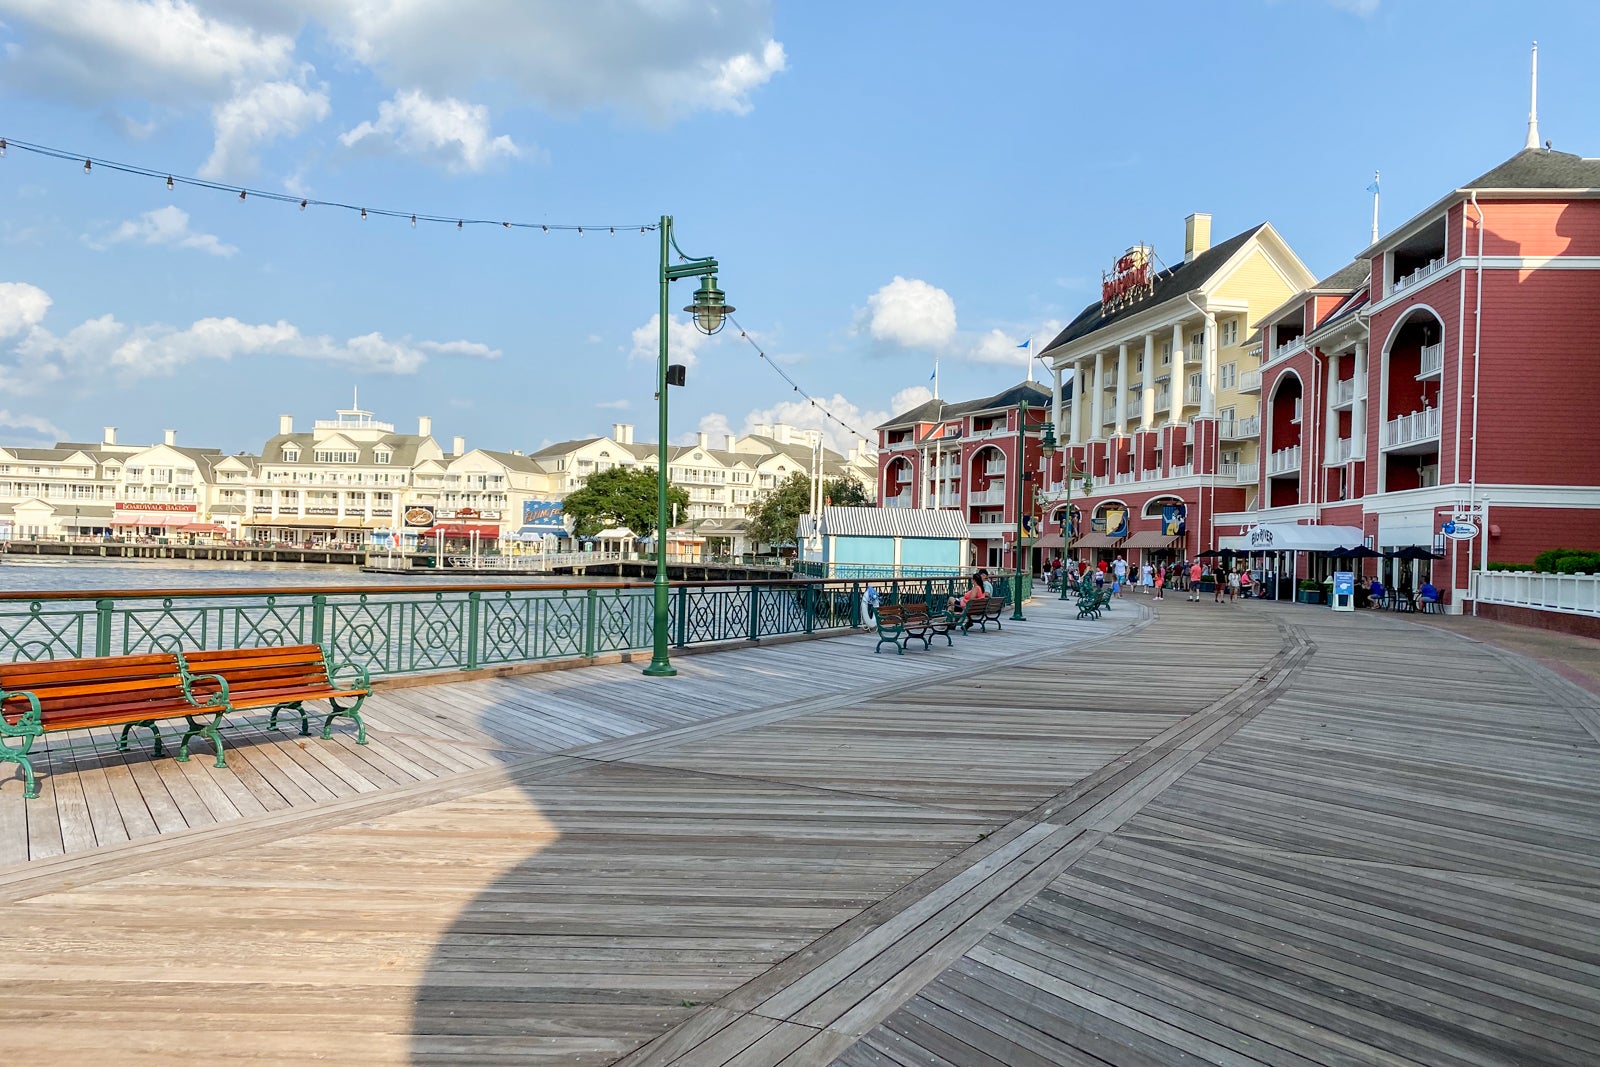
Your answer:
(644, 215), (733, 678)
(1059, 444), (1095, 600)
(1011, 400), (1033, 622)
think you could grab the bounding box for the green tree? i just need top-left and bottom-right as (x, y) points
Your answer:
(561, 466), (688, 539)
(746, 472), (870, 546)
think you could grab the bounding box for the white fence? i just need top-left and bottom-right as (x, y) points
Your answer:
(1474, 570), (1600, 616)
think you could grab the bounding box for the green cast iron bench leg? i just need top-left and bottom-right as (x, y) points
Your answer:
(117, 719), (165, 757)
(322, 694), (369, 744)
(0, 706), (41, 800)
(178, 711), (229, 768)
(269, 701), (312, 737)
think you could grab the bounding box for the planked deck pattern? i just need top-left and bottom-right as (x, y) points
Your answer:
(0, 605), (1111, 867)
(1, 594), (1598, 1066)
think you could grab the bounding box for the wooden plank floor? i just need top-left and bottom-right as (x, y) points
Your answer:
(0, 605), (1110, 867)
(2, 594), (1597, 1066)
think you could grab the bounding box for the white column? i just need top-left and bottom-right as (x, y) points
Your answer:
(1200, 315), (1218, 418)
(1324, 352), (1342, 462)
(1115, 343), (1130, 435)
(1142, 333), (1157, 427)
(1170, 323), (1185, 423)
(1352, 341), (1369, 460)
(1090, 352), (1106, 438)
(1071, 361), (1086, 445)
(1051, 366), (1064, 443)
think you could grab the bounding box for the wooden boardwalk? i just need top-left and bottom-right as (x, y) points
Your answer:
(2, 594), (1598, 1066)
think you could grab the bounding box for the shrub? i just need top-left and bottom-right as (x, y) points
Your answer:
(1486, 562), (1533, 572)
(1533, 547), (1600, 573)
(1297, 579), (1321, 591)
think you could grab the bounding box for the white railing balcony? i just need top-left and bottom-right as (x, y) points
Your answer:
(883, 492), (912, 508)
(1392, 257), (1445, 295)
(967, 487), (1008, 506)
(1330, 437), (1353, 465)
(1385, 406), (1441, 448)
(1474, 571), (1600, 616)
(1155, 390), (1171, 410)
(1238, 369), (1261, 393)
(983, 460), (1007, 476)
(1333, 378), (1357, 407)
(1220, 414), (1260, 440)
(1219, 459), (1259, 484)
(1103, 407), (1118, 425)
(1274, 337), (1302, 359)
(1184, 345), (1203, 366)
(1113, 470), (1137, 486)
(1184, 383), (1202, 406)
(1267, 444), (1302, 476)
(1101, 372), (1118, 389)
(1169, 463), (1193, 479)
(1418, 342), (1444, 379)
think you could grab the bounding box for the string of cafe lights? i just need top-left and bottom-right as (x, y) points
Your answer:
(726, 314), (874, 447)
(0, 136), (657, 235)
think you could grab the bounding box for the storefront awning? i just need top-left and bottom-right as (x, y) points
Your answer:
(421, 523), (500, 539)
(1122, 531), (1180, 550)
(111, 517), (181, 527)
(1218, 523), (1366, 553)
(1072, 532), (1124, 549)
(1031, 534), (1065, 549)
(179, 523), (228, 534)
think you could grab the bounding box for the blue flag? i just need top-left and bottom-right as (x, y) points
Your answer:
(1366, 180), (1380, 194)
(1016, 339), (1030, 349)
(928, 368), (936, 381)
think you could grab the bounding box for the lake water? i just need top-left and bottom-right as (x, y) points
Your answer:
(0, 558), (589, 596)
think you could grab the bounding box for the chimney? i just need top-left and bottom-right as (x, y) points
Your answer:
(623, 423), (633, 444)
(509, 449), (523, 456)
(696, 431), (708, 449)
(102, 426), (116, 445)
(612, 423), (628, 443)
(725, 434), (736, 451)
(1184, 213), (1212, 263)
(163, 429), (176, 446)
(278, 415), (293, 435)
(452, 435), (466, 456)
(418, 415), (432, 438)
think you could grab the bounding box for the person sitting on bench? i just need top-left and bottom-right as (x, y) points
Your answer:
(948, 574), (985, 615)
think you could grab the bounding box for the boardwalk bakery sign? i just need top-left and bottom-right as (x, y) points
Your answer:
(1101, 246), (1154, 314)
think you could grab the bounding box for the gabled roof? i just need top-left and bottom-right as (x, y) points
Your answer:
(1462, 147), (1600, 190)
(473, 449), (542, 473)
(877, 380), (1052, 430)
(1044, 225), (1266, 351)
(530, 437), (603, 458)
(260, 432), (432, 467)
(1312, 261), (1370, 292)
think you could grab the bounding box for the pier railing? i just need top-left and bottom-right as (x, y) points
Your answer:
(0, 576), (994, 678)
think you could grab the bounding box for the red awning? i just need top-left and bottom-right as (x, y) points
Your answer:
(420, 523), (500, 539)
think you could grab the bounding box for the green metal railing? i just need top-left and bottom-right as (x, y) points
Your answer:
(0, 575), (1013, 678)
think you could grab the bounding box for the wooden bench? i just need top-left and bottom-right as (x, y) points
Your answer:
(181, 645), (371, 745)
(0, 645), (371, 799)
(0, 652), (230, 799)
(951, 595), (1005, 633)
(873, 605), (953, 653)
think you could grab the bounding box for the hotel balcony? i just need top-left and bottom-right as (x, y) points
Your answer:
(1384, 406), (1441, 452)
(1328, 437), (1354, 465)
(1238, 369), (1261, 394)
(1219, 459), (1259, 485)
(1101, 371), (1118, 390)
(883, 492), (912, 508)
(1267, 444), (1302, 477)
(1417, 342), (1443, 380)
(1169, 463), (1193, 479)
(982, 459), (1007, 476)
(1112, 470), (1138, 487)
(967, 486), (1008, 506)
(1154, 389), (1172, 410)
(1332, 378), (1358, 409)
(1184, 383), (1202, 406)
(1392, 257), (1444, 295)
(1219, 414), (1260, 440)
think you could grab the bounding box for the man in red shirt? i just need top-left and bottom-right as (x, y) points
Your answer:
(1188, 560), (1204, 601)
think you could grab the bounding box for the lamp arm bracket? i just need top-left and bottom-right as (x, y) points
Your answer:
(664, 258), (717, 281)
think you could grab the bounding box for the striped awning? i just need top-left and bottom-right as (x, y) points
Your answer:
(802, 506), (968, 540)
(1071, 532), (1123, 549)
(1122, 531), (1179, 549)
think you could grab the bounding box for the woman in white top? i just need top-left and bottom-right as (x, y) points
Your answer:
(1140, 563), (1154, 593)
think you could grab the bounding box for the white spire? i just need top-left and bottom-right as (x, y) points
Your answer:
(1524, 41), (1540, 151)
(1024, 338), (1033, 383)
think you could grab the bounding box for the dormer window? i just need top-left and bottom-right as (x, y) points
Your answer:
(374, 449), (392, 465)
(281, 447), (300, 462)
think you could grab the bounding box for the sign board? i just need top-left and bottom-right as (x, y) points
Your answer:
(521, 500), (566, 533)
(1331, 571), (1355, 613)
(1101, 247), (1154, 314)
(1161, 504), (1187, 538)
(402, 505), (436, 529)
(1248, 525), (1274, 548)
(113, 501), (198, 526)
(1441, 519), (1478, 540)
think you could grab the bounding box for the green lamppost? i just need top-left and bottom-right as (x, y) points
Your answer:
(1011, 400), (1032, 621)
(644, 215), (732, 678)
(1058, 439), (1094, 601)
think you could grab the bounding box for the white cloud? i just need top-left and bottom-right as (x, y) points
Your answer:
(202, 78), (330, 178)
(596, 398), (631, 410)
(0, 409), (63, 438)
(888, 385), (933, 414)
(866, 276), (958, 350)
(629, 313), (717, 369)
(0, 282), (52, 339)
(93, 206), (238, 257)
(0, 280), (497, 389)
(340, 89), (520, 172)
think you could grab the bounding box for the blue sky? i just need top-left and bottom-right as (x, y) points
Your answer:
(1, 0), (1596, 457)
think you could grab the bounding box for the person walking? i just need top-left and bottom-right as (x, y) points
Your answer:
(1213, 566), (1226, 604)
(1153, 566), (1165, 600)
(1140, 562), (1154, 594)
(1226, 566), (1241, 604)
(1188, 560), (1203, 601)
(1111, 555), (1128, 599)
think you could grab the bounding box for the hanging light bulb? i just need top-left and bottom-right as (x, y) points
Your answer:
(166, 176), (174, 191)
(0, 139), (7, 157)
(502, 221), (510, 229)
(410, 215), (416, 228)
(360, 208), (367, 220)
(299, 199), (307, 211)
(541, 225), (548, 233)
(609, 227), (614, 234)
(83, 159), (91, 174)
(239, 189), (246, 201)
(457, 220), (463, 230)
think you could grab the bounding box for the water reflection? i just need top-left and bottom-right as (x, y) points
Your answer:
(0, 558), (582, 594)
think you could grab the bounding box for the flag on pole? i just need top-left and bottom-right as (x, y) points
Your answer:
(1016, 339), (1031, 349)
(928, 368), (936, 381)
(1366, 179), (1380, 194)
